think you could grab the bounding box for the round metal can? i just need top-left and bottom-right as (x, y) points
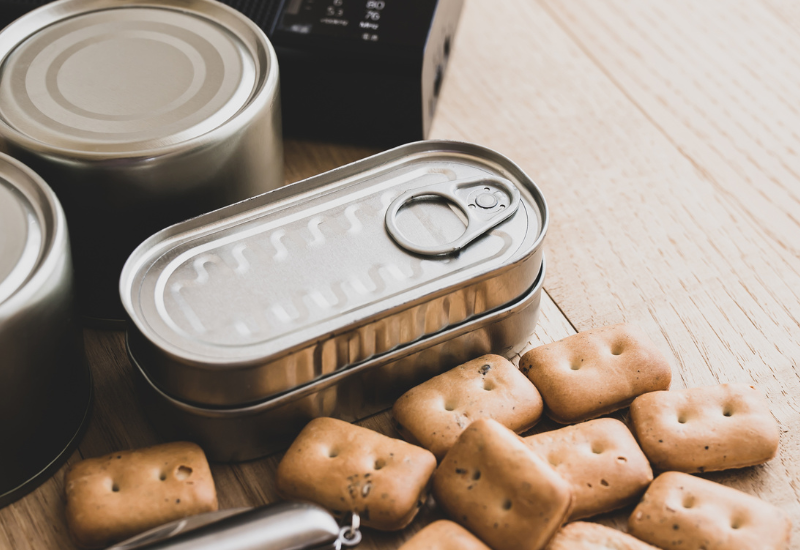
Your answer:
(0, 152), (91, 507)
(0, 0), (283, 326)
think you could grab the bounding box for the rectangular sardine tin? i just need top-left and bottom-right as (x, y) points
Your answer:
(121, 140), (548, 407)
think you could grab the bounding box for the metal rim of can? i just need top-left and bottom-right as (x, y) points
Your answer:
(0, 152), (67, 313)
(0, 0), (279, 160)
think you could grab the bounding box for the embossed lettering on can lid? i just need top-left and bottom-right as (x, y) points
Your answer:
(122, 141), (548, 407)
(0, 0), (265, 154)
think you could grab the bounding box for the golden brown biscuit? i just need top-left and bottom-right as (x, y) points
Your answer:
(432, 418), (573, 550)
(275, 417), (436, 531)
(546, 521), (659, 550)
(64, 442), (217, 549)
(628, 472), (792, 550)
(520, 324), (671, 423)
(525, 418), (653, 520)
(629, 383), (779, 473)
(399, 520), (491, 550)
(393, 354), (543, 460)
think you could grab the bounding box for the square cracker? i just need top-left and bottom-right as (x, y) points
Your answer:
(65, 442), (217, 549)
(628, 472), (792, 550)
(546, 522), (659, 550)
(525, 418), (653, 520)
(520, 323), (671, 423)
(398, 520), (491, 550)
(275, 417), (436, 531)
(629, 383), (779, 473)
(393, 354), (543, 460)
(432, 418), (573, 550)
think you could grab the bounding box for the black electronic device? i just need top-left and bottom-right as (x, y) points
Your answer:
(0, 0), (464, 145)
(266, 0), (464, 145)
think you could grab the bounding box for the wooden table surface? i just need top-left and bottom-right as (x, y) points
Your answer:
(4, 0), (800, 548)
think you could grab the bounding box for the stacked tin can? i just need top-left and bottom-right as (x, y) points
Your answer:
(121, 141), (549, 462)
(0, 0), (283, 325)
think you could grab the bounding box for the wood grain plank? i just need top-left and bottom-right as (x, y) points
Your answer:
(760, 0), (800, 35)
(431, 0), (800, 537)
(539, 0), (800, 259)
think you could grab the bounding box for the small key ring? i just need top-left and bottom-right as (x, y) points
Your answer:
(334, 512), (362, 549)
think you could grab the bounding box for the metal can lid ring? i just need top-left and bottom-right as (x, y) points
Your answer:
(0, 0), (276, 157)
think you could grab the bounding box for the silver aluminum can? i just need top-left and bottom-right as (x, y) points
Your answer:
(0, 152), (91, 507)
(121, 140), (548, 407)
(121, 140), (548, 460)
(0, 0), (283, 326)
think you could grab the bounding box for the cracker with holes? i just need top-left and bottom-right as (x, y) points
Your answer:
(545, 521), (659, 550)
(520, 323), (671, 423)
(398, 520), (491, 550)
(629, 471), (791, 549)
(629, 383), (779, 473)
(275, 417), (436, 531)
(525, 418), (652, 520)
(432, 418), (573, 550)
(392, 354), (543, 460)
(64, 442), (217, 549)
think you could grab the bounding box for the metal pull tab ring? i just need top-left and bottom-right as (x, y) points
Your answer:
(333, 512), (362, 549)
(385, 176), (521, 256)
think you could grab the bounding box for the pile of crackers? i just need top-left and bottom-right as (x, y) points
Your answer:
(276, 323), (790, 550)
(61, 323), (789, 549)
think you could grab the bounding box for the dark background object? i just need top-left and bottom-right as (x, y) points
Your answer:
(0, 0), (463, 146)
(0, 0), (38, 29)
(264, 0), (464, 145)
